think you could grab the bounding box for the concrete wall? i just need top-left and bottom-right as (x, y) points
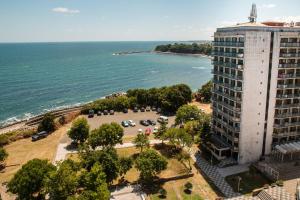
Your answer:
(238, 31), (271, 164)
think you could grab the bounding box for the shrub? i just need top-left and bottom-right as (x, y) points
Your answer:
(38, 113), (55, 133)
(184, 181), (193, 192)
(276, 180), (284, 187)
(0, 135), (10, 146)
(158, 188), (167, 198)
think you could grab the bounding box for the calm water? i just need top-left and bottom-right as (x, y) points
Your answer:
(0, 41), (212, 126)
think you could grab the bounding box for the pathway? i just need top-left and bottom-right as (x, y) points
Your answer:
(53, 139), (162, 163)
(190, 150), (241, 198)
(217, 164), (250, 177)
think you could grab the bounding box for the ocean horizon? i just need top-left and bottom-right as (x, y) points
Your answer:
(0, 41), (212, 127)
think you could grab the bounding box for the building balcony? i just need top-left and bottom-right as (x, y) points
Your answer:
(278, 73), (300, 79)
(278, 63), (300, 68)
(212, 105), (241, 122)
(273, 131), (300, 138)
(274, 121), (300, 128)
(213, 41), (244, 47)
(277, 83), (300, 89)
(212, 70), (243, 81)
(212, 98), (242, 113)
(279, 53), (300, 58)
(213, 117), (240, 132)
(274, 112), (300, 118)
(212, 52), (244, 58)
(212, 89), (242, 102)
(275, 103), (300, 109)
(212, 61), (244, 69)
(280, 43), (300, 47)
(276, 93), (300, 99)
(213, 80), (243, 92)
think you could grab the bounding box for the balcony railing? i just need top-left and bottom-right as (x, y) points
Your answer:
(280, 43), (300, 47)
(280, 53), (300, 58)
(213, 80), (243, 91)
(274, 121), (300, 128)
(277, 84), (300, 89)
(212, 89), (242, 102)
(213, 117), (240, 132)
(276, 93), (300, 99)
(278, 63), (300, 68)
(212, 61), (244, 69)
(212, 70), (243, 81)
(212, 105), (241, 122)
(212, 98), (242, 112)
(213, 41), (244, 47)
(278, 73), (300, 79)
(212, 52), (244, 58)
(275, 103), (300, 109)
(274, 112), (300, 118)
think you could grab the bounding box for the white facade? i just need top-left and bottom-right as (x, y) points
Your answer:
(210, 22), (300, 164)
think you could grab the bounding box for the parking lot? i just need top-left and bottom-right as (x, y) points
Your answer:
(83, 110), (175, 136)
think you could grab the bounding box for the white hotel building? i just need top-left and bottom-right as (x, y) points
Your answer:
(208, 6), (300, 164)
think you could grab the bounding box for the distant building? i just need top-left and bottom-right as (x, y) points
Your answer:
(208, 4), (300, 164)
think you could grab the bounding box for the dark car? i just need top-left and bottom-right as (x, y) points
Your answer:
(121, 120), (129, 127)
(88, 110), (94, 118)
(103, 110), (108, 115)
(140, 107), (145, 112)
(32, 131), (48, 141)
(97, 111), (102, 116)
(123, 108), (128, 113)
(140, 120), (149, 126)
(146, 107), (151, 112)
(110, 110), (115, 115)
(133, 107), (138, 112)
(147, 119), (156, 126)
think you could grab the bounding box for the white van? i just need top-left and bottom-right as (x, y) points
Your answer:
(157, 116), (168, 124)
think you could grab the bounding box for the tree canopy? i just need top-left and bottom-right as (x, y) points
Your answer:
(88, 122), (123, 149)
(155, 43), (212, 55)
(38, 113), (56, 133)
(68, 117), (90, 144)
(175, 105), (201, 124)
(197, 80), (213, 103)
(163, 128), (193, 149)
(133, 133), (150, 152)
(8, 159), (56, 200)
(135, 149), (167, 183)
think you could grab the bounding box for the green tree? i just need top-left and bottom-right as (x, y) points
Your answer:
(155, 122), (167, 144)
(119, 157), (133, 178)
(163, 128), (193, 149)
(45, 159), (80, 200)
(81, 148), (120, 184)
(175, 105), (201, 125)
(81, 163), (110, 199)
(88, 122), (123, 149)
(176, 151), (192, 171)
(133, 133), (150, 152)
(68, 117), (90, 144)
(184, 120), (200, 141)
(0, 147), (8, 166)
(197, 80), (212, 103)
(38, 113), (56, 133)
(135, 149), (167, 183)
(8, 159), (56, 200)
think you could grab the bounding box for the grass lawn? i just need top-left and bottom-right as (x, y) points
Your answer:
(0, 123), (71, 183)
(225, 169), (273, 194)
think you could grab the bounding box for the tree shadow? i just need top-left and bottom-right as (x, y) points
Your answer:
(153, 143), (182, 159)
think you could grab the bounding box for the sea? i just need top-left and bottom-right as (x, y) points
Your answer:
(0, 41), (212, 127)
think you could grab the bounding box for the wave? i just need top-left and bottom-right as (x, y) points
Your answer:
(192, 66), (206, 70)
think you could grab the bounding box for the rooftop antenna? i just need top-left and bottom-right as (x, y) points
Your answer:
(248, 3), (257, 23)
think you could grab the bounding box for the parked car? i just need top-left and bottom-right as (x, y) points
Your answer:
(128, 120), (136, 127)
(109, 110), (114, 115)
(121, 120), (129, 127)
(123, 108), (128, 113)
(88, 110), (94, 118)
(151, 107), (157, 111)
(157, 108), (161, 113)
(103, 110), (109, 115)
(133, 107), (138, 112)
(97, 111), (102, 116)
(146, 107), (151, 112)
(140, 107), (145, 112)
(32, 131), (48, 141)
(140, 120), (149, 126)
(153, 126), (159, 133)
(147, 119), (156, 126)
(157, 116), (168, 123)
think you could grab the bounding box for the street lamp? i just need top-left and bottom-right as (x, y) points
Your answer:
(237, 176), (242, 192)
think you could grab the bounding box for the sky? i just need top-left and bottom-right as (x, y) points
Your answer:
(0, 0), (300, 43)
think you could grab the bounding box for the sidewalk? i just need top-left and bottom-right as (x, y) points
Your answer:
(53, 139), (162, 163)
